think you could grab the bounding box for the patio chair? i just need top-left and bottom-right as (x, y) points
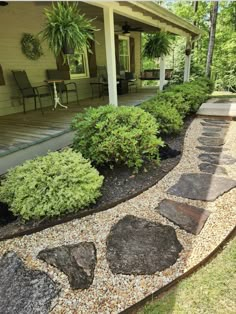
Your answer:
(12, 70), (52, 114)
(46, 69), (79, 105)
(125, 71), (138, 93)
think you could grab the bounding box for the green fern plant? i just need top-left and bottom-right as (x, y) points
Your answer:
(40, 2), (96, 56)
(143, 32), (172, 58)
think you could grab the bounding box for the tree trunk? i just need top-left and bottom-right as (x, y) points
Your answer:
(205, 1), (219, 78)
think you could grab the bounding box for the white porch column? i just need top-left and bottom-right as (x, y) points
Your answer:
(103, 7), (118, 106)
(184, 38), (191, 82)
(159, 54), (165, 91)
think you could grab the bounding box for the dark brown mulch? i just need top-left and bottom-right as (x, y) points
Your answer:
(0, 116), (193, 241)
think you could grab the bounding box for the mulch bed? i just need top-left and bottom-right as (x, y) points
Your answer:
(0, 116), (193, 241)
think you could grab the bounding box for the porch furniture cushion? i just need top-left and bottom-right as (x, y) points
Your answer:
(12, 70), (52, 114)
(46, 69), (79, 105)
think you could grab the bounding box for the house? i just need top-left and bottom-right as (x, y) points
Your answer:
(0, 1), (201, 173)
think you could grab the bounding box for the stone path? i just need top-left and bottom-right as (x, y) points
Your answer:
(197, 98), (236, 117)
(0, 118), (235, 314)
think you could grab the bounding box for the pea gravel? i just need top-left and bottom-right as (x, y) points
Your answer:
(0, 118), (235, 314)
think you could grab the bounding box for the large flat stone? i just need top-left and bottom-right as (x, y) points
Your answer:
(198, 137), (225, 146)
(156, 199), (210, 235)
(202, 132), (224, 137)
(0, 251), (59, 314)
(167, 173), (236, 201)
(199, 163), (228, 175)
(203, 119), (230, 125)
(202, 127), (224, 132)
(196, 146), (228, 153)
(198, 153), (236, 165)
(37, 242), (96, 290)
(106, 215), (183, 275)
(201, 122), (229, 128)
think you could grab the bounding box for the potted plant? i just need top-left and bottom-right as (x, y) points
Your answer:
(41, 2), (96, 56)
(143, 31), (172, 59)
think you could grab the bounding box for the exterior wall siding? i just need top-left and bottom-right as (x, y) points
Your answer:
(0, 2), (141, 116)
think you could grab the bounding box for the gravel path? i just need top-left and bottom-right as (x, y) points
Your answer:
(0, 118), (236, 314)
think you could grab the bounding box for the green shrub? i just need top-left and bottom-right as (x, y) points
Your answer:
(71, 105), (163, 170)
(141, 101), (183, 135)
(156, 91), (190, 117)
(0, 149), (103, 220)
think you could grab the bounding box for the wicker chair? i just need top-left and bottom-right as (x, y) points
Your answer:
(12, 70), (52, 114)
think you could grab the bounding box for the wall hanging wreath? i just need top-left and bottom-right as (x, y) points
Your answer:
(21, 33), (43, 60)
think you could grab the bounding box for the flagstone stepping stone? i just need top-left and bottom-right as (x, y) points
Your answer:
(202, 132), (223, 137)
(198, 153), (236, 165)
(196, 146), (228, 153)
(156, 199), (210, 235)
(198, 137), (225, 146)
(199, 163), (228, 175)
(202, 127), (224, 132)
(167, 173), (236, 201)
(37, 242), (96, 290)
(203, 119), (229, 124)
(106, 215), (182, 275)
(201, 122), (229, 128)
(0, 251), (59, 314)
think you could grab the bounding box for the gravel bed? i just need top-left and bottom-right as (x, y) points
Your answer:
(0, 118), (235, 314)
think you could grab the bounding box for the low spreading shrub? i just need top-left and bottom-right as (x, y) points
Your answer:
(71, 105), (163, 170)
(141, 101), (183, 135)
(0, 149), (104, 220)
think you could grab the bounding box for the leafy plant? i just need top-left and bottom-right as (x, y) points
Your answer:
(40, 2), (96, 57)
(141, 101), (183, 135)
(143, 32), (172, 59)
(71, 105), (164, 171)
(0, 149), (103, 220)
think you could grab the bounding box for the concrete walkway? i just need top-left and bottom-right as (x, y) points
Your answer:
(197, 98), (236, 118)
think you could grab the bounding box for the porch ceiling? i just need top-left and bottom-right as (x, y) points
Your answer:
(78, 1), (201, 38)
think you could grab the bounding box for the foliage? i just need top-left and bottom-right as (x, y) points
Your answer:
(141, 78), (211, 131)
(143, 32), (172, 59)
(40, 2), (96, 57)
(0, 149), (103, 220)
(141, 100), (183, 135)
(71, 105), (163, 171)
(21, 33), (43, 60)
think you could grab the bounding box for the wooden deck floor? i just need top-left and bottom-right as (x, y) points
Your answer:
(0, 89), (156, 160)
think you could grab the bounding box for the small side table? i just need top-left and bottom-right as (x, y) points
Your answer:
(46, 79), (68, 110)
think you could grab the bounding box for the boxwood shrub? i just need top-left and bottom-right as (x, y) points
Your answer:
(71, 105), (163, 170)
(0, 149), (104, 220)
(141, 101), (183, 135)
(141, 77), (213, 135)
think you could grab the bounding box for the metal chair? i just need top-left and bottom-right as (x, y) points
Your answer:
(46, 69), (79, 105)
(12, 70), (52, 114)
(125, 71), (138, 93)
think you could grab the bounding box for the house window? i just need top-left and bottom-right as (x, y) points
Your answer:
(119, 36), (130, 71)
(68, 49), (90, 79)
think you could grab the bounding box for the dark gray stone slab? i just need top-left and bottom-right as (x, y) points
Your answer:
(167, 173), (236, 201)
(198, 137), (225, 146)
(196, 146), (228, 153)
(156, 199), (210, 235)
(202, 127), (224, 132)
(0, 251), (59, 314)
(199, 163), (228, 175)
(201, 122), (229, 128)
(202, 132), (223, 137)
(203, 119), (229, 124)
(198, 153), (236, 165)
(106, 215), (182, 275)
(37, 242), (96, 290)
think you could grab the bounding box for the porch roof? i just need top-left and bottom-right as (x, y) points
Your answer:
(79, 1), (201, 38)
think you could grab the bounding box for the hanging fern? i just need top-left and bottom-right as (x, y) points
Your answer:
(143, 32), (172, 59)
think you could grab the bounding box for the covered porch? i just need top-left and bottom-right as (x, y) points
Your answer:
(0, 88), (156, 174)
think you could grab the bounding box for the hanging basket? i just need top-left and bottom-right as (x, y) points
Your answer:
(185, 48), (191, 56)
(62, 40), (74, 55)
